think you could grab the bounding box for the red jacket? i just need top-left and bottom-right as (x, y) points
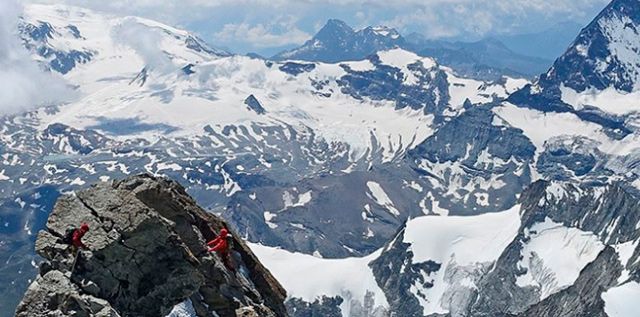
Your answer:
(207, 229), (229, 254)
(72, 229), (88, 249)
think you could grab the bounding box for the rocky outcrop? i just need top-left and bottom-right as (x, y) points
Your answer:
(244, 95), (266, 115)
(15, 174), (287, 317)
(407, 106), (535, 214)
(370, 227), (440, 317)
(286, 296), (343, 317)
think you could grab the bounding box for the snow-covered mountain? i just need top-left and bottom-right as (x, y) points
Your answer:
(273, 19), (405, 63)
(2, 1), (640, 316)
(18, 4), (227, 76)
(274, 19), (551, 80)
(543, 0), (640, 93)
(258, 0), (640, 315)
(0, 4), (528, 313)
(509, 0), (640, 139)
(254, 180), (640, 317)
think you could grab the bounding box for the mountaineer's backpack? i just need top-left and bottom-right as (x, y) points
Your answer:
(226, 235), (234, 250)
(61, 227), (77, 244)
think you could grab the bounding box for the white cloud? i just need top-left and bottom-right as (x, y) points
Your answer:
(0, 0), (74, 115)
(111, 17), (176, 73)
(379, 0), (609, 39)
(213, 16), (311, 48)
(24, 0), (609, 51)
(25, 0), (303, 23)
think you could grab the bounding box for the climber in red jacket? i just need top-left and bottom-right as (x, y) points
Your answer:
(72, 223), (90, 249)
(207, 228), (235, 271)
(60, 222), (89, 274)
(61, 222), (90, 250)
(207, 228), (229, 254)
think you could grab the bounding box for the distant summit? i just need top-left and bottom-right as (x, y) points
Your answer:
(274, 19), (550, 80)
(272, 19), (405, 62)
(406, 35), (552, 79)
(498, 21), (584, 60)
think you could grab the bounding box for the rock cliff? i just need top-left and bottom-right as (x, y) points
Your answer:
(14, 174), (287, 317)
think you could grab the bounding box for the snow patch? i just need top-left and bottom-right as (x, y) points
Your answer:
(165, 299), (197, 317)
(614, 239), (640, 284)
(366, 181), (399, 216)
(0, 170), (9, 181)
(493, 102), (638, 156)
(474, 192), (489, 207)
(250, 243), (388, 315)
(402, 205), (521, 315)
(283, 190), (312, 208)
(69, 177), (85, 186)
(376, 49), (436, 85)
(517, 218), (604, 300)
(602, 281), (640, 317)
(263, 212), (278, 229)
(343, 60), (375, 72)
(561, 85), (640, 115)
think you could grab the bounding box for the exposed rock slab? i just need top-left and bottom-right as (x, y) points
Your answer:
(15, 174), (287, 317)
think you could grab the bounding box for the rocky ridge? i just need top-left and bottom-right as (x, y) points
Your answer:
(14, 174), (287, 317)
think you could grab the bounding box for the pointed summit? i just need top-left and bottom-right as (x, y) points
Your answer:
(316, 19), (353, 37)
(508, 0), (638, 138)
(310, 19), (355, 50)
(539, 0), (640, 93)
(272, 20), (404, 63)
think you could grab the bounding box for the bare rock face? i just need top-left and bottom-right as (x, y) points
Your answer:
(15, 174), (287, 317)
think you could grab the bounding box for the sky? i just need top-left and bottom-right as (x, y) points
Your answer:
(24, 0), (610, 57)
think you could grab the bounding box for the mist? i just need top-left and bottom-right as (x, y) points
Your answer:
(111, 17), (176, 74)
(0, 0), (75, 115)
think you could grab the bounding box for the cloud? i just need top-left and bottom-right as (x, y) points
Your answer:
(0, 0), (74, 115)
(25, 0), (302, 24)
(378, 0), (609, 39)
(213, 16), (311, 48)
(111, 17), (176, 73)
(25, 0), (609, 52)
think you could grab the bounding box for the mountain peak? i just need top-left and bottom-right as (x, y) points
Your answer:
(323, 18), (352, 31)
(273, 20), (404, 62)
(480, 37), (509, 48)
(506, 0), (638, 138)
(362, 25), (402, 39)
(312, 19), (355, 44)
(539, 0), (640, 93)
